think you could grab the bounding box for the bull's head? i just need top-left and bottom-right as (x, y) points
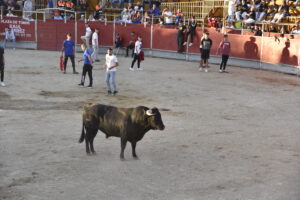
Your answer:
(146, 107), (165, 130)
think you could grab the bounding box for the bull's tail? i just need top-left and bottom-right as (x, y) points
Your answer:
(79, 122), (85, 143)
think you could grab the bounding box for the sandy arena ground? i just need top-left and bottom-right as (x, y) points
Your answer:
(0, 49), (300, 200)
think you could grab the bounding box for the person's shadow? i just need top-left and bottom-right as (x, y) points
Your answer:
(244, 37), (259, 60)
(280, 41), (298, 65)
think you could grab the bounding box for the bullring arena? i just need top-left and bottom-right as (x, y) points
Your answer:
(1, 2), (300, 199)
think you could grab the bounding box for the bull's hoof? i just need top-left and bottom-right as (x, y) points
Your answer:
(120, 156), (125, 161)
(133, 155), (139, 160)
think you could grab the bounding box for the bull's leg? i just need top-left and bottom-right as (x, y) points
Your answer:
(90, 130), (97, 154)
(85, 128), (93, 155)
(120, 139), (127, 160)
(131, 141), (138, 159)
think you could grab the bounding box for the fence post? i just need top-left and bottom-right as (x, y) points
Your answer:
(75, 12), (77, 53)
(113, 15), (116, 47)
(35, 12), (38, 49)
(64, 10), (66, 23)
(150, 17), (154, 57)
(259, 23), (264, 70)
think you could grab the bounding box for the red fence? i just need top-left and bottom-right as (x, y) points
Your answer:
(0, 17), (299, 67)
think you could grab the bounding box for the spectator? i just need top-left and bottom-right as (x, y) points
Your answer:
(184, 16), (197, 46)
(81, 23), (92, 49)
(0, 46), (4, 86)
(7, 0), (16, 10)
(91, 28), (100, 62)
(254, 25), (263, 36)
(135, 2), (143, 12)
(110, 0), (118, 8)
(271, 7), (283, 23)
(126, 31), (136, 57)
(88, 14), (95, 21)
(142, 0), (152, 10)
(1, 0), (8, 10)
(177, 21), (186, 53)
(199, 32), (212, 72)
(23, 0), (32, 18)
(142, 11), (151, 24)
(162, 7), (173, 25)
(23, 14), (35, 21)
(2, 28), (16, 49)
(256, 0), (268, 21)
(98, 0), (107, 9)
(175, 8), (183, 25)
(273, 0), (289, 23)
(217, 34), (231, 73)
(54, 11), (63, 20)
(57, 0), (66, 9)
(79, 0), (88, 12)
(132, 12), (142, 24)
(114, 16), (122, 23)
(6, 9), (17, 17)
(61, 33), (78, 74)
(243, 6), (256, 25)
(268, 24), (277, 32)
(291, 22), (300, 34)
(152, 0), (161, 7)
(78, 43), (93, 88)
(93, 4), (104, 20)
(114, 33), (122, 55)
(149, 4), (160, 17)
(227, 0), (237, 22)
(130, 35), (143, 71)
(65, 0), (75, 11)
(235, 0), (249, 21)
(105, 48), (119, 96)
(292, 0), (299, 9)
(69, 13), (75, 20)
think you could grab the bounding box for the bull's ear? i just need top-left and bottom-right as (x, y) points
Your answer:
(146, 109), (156, 116)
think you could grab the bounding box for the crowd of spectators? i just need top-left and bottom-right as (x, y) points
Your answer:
(0, 0), (34, 19)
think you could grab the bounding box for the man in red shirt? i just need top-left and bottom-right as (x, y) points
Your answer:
(217, 34), (231, 73)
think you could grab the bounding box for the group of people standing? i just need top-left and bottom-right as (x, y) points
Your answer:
(61, 23), (144, 95)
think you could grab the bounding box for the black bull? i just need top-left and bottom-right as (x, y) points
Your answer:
(79, 104), (165, 159)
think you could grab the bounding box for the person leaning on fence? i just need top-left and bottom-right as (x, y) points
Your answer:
(2, 28), (16, 50)
(81, 23), (92, 49)
(177, 21), (186, 53)
(184, 16), (197, 47)
(104, 48), (119, 96)
(175, 9), (183, 25)
(62, 33), (78, 74)
(217, 34), (231, 73)
(78, 43), (93, 88)
(126, 32), (136, 57)
(92, 28), (100, 62)
(130, 35), (143, 71)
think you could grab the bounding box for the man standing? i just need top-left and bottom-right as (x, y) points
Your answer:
(78, 43), (93, 88)
(177, 21), (186, 53)
(91, 28), (100, 62)
(126, 32), (136, 57)
(0, 46), (5, 86)
(104, 48), (119, 96)
(62, 33), (78, 74)
(217, 34), (231, 73)
(3, 28), (16, 49)
(199, 32), (212, 72)
(81, 23), (92, 49)
(130, 36), (142, 71)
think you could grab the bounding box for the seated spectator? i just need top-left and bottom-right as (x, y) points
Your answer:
(142, 0), (152, 10)
(256, 0), (268, 21)
(23, 0), (33, 18)
(235, 0), (249, 21)
(134, 2), (143, 12)
(57, 0), (66, 9)
(227, 0), (237, 22)
(93, 4), (104, 20)
(279, 25), (290, 34)
(162, 7), (173, 25)
(23, 14), (35, 21)
(6, 9), (17, 17)
(65, 0), (75, 11)
(291, 21), (300, 35)
(271, 7), (283, 23)
(69, 13), (75, 20)
(98, 0), (107, 9)
(127, 2), (134, 10)
(149, 4), (160, 17)
(244, 7), (256, 25)
(7, 0), (16, 10)
(114, 16), (122, 23)
(54, 11), (64, 20)
(152, 0), (161, 7)
(2, 28), (16, 49)
(79, 0), (88, 12)
(110, 0), (118, 8)
(175, 9), (183, 25)
(292, 0), (299, 9)
(121, 8), (129, 20)
(142, 11), (151, 24)
(268, 24), (278, 32)
(88, 14), (95, 21)
(16, 0), (24, 10)
(0, 0), (7, 10)
(254, 25), (263, 36)
(132, 11), (142, 24)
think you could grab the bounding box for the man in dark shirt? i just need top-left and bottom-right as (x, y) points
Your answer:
(126, 32), (136, 57)
(199, 32), (213, 72)
(177, 21), (186, 53)
(254, 25), (263, 36)
(184, 16), (197, 46)
(0, 46), (5, 86)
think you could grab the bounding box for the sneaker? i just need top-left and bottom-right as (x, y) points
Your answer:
(0, 82), (6, 86)
(129, 67), (134, 71)
(112, 91), (118, 96)
(183, 42), (187, 46)
(73, 71), (79, 74)
(205, 68), (208, 73)
(137, 68), (143, 71)
(95, 59), (100, 62)
(198, 67), (203, 71)
(189, 43), (193, 47)
(78, 83), (84, 87)
(106, 90), (112, 96)
(63, 71), (66, 74)
(86, 85), (93, 89)
(219, 69), (223, 73)
(223, 70), (229, 73)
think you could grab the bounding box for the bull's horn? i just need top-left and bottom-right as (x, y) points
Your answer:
(146, 109), (155, 116)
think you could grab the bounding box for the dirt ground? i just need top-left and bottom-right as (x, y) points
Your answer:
(0, 49), (300, 200)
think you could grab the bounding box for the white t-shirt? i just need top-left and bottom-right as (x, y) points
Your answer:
(134, 40), (142, 54)
(105, 54), (118, 72)
(92, 32), (98, 46)
(164, 11), (173, 24)
(5, 30), (15, 40)
(85, 27), (92, 37)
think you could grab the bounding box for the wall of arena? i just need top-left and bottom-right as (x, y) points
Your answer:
(1, 17), (299, 74)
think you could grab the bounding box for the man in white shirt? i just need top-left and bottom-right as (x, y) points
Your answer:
(130, 35), (142, 71)
(3, 28), (16, 49)
(91, 28), (100, 62)
(163, 7), (173, 25)
(104, 48), (119, 96)
(81, 23), (92, 49)
(6, 10), (16, 17)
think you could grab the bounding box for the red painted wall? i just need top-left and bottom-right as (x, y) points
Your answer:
(0, 17), (299, 67)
